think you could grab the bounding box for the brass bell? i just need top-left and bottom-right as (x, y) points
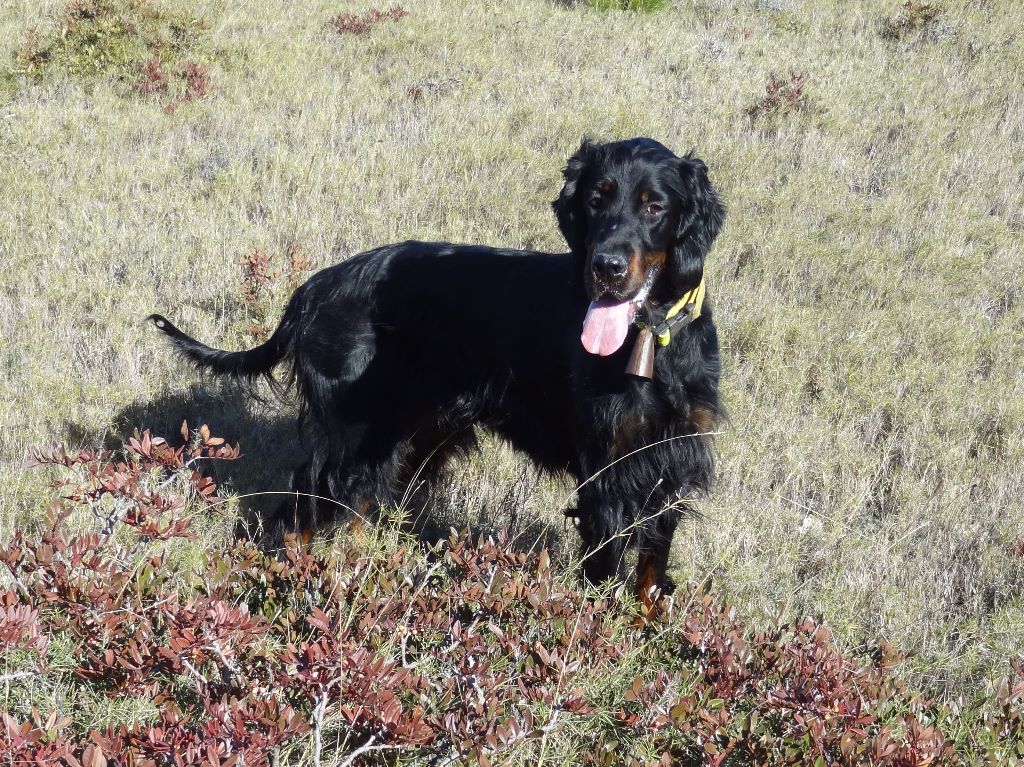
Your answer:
(625, 328), (655, 379)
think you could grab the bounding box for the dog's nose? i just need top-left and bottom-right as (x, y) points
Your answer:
(593, 252), (628, 280)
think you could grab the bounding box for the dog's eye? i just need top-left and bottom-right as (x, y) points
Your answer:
(588, 196), (602, 210)
(645, 203), (665, 216)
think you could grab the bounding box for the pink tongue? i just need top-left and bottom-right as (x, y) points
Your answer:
(581, 299), (632, 356)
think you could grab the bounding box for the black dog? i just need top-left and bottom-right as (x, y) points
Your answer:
(150, 137), (724, 599)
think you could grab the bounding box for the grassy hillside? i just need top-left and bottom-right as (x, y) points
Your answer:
(1, 0), (1022, 752)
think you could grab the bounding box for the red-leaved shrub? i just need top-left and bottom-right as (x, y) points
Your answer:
(327, 5), (409, 36)
(1, 426), (1020, 764)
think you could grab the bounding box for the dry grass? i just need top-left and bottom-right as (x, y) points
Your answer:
(1, 0), (1022, 728)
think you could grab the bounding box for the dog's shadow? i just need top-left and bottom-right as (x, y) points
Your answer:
(64, 384), (569, 557)
(64, 383), (301, 537)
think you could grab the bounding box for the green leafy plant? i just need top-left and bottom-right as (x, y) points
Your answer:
(881, 0), (943, 41)
(11, 0), (216, 110)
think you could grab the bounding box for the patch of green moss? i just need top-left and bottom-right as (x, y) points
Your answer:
(11, 0), (214, 103)
(0, 69), (17, 99)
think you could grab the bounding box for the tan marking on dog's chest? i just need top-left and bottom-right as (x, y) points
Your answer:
(609, 414), (649, 460)
(687, 405), (717, 433)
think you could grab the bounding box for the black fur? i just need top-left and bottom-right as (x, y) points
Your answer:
(150, 137), (725, 595)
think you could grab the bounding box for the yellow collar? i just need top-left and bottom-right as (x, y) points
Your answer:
(655, 278), (706, 346)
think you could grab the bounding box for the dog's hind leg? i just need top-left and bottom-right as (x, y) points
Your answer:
(319, 407), (418, 526)
(272, 445), (387, 544)
(271, 446), (330, 544)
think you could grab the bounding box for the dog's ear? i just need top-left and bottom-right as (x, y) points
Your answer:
(667, 155), (725, 292)
(552, 138), (596, 259)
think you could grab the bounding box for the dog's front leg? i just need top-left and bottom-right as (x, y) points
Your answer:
(574, 494), (629, 586)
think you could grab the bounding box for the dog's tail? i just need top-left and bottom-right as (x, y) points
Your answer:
(148, 297), (299, 381)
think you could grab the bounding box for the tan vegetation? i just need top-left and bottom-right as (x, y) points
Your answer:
(1, 0), (1022, 755)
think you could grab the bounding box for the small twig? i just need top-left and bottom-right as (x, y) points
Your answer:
(205, 638), (238, 685)
(0, 670), (39, 684)
(431, 750), (463, 767)
(887, 520), (932, 552)
(311, 692), (328, 767)
(181, 659), (208, 687)
(338, 729), (405, 767)
(399, 629), (413, 668)
(538, 707), (562, 735)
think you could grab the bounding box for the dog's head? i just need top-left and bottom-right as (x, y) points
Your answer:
(552, 137), (724, 356)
